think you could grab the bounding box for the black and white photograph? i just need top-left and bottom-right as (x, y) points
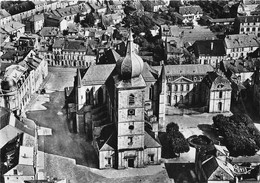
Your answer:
(0, 0), (260, 182)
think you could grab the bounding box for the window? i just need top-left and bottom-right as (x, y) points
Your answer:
(128, 137), (133, 146)
(174, 84), (178, 91)
(14, 169), (17, 175)
(128, 109), (135, 116)
(107, 157), (111, 165)
(180, 84), (183, 91)
(219, 91), (223, 98)
(174, 95), (177, 103)
(129, 94), (135, 105)
(167, 95), (171, 104)
(186, 84), (189, 91)
(246, 27), (250, 32)
(252, 27), (256, 31)
(218, 102), (222, 111)
(167, 85), (171, 92)
(129, 125), (134, 130)
(194, 77), (197, 82)
(240, 28), (244, 32)
(149, 154), (154, 162)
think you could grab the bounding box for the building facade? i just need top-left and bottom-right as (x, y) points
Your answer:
(234, 15), (260, 37)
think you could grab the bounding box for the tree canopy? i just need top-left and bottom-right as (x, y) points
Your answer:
(166, 122), (190, 156)
(213, 114), (260, 156)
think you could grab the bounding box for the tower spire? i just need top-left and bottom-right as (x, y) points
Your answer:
(77, 69), (82, 88)
(126, 28), (134, 55)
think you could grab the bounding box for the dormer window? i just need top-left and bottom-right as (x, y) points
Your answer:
(129, 94), (135, 105)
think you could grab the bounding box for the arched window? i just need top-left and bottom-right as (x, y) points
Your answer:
(86, 89), (90, 105)
(129, 94), (135, 105)
(218, 102), (222, 111)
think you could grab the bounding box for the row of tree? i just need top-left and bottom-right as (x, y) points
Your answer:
(213, 114), (260, 156)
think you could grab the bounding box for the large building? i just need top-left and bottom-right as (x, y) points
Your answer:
(0, 51), (48, 115)
(68, 31), (162, 169)
(66, 30), (232, 169)
(234, 15), (260, 37)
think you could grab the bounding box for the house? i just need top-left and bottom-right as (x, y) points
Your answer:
(141, 0), (165, 12)
(0, 9), (11, 26)
(66, 31), (162, 169)
(2, 21), (25, 36)
(39, 27), (59, 39)
(33, 1), (47, 12)
(208, 18), (235, 26)
(44, 13), (68, 31)
(224, 34), (259, 59)
(234, 15), (260, 37)
(23, 14), (44, 33)
(201, 72), (232, 113)
(193, 39), (226, 68)
(198, 156), (234, 183)
(0, 51), (48, 115)
(48, 38), (96, 68)
(237, 1), (260, 16)
(178, 5), (203, 22)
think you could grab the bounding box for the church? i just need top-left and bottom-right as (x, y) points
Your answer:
(66, 30), (232, 169)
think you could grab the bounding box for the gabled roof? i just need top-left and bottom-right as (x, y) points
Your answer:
(225, 34), (259, 49)
(142, 62), (157, 82)
(204, 72), (231, 90)
(99, 133), (116, 151)
(5, 164), (34, 176)
(82, 64), (116, 86)
(179, 5), (203, 15)
(153, 64), (214, 76)
(202, 156), (234, 180)
(0, 125), (22, 149)
(236, 15), (260, 23)
(193, 39), (226, 57)
(144, 132), (161, 148)
(0, 9), (11, 18)
(214, 144), (229, 156)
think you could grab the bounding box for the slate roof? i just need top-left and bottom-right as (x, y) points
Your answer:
(144, 132), (161, 148)
(223, 59), (256, 73)
(225, 34), (259, 49)
(64, 40), (86, 51)
(209, 18), (235, 23)
(0, 9), (11, 19)
(0, 125), (22, 149)
(82, 64), (116, 86)
(28, 14), (44, 22)
(202, 156), (234, 180)
(231, 155), (260, 163)
(153, 64), (214, 76)
(53, 39), (65, 48)
(204, 72), (231, 90)
(40, 27), (59, 37)
(99, 133), (117, 151)
(142, 62), (157, 82)
(193, 40), (226, 57)
(236, 15), (260, 23)
(2, 21), (25, 32)
(179, 5), (203, 15)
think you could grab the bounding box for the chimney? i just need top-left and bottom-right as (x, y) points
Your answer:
(211, 42), (214, 50)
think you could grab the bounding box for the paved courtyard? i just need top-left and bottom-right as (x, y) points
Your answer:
(25, 67), (170, 182)
(25, 67), (98, 168)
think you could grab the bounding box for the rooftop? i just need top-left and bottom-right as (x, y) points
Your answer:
(236, 15), (260, 23)
(179, 5), (203, 15)
(2, 21), (25, 32)
(82, 64), (116, 86)
(225, 34), (259, 49)
(153, 64), (214, 76)
(0, 8), (11, 19)
(193, 39), (226, 57)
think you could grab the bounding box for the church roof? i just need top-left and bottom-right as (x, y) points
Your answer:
(99, 133), (116, 151)
(114, 74), (146, 89)
(116, 30), (144, 80)
(204, 72), (232, 91)
(142, 62), (157, 82)
(144, 132), (161, 148)
(82, 64), (115, 86)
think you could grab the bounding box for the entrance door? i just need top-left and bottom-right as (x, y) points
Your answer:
(128, 158), (134, 168)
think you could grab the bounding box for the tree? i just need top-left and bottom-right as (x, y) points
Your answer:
(212, 114), (260, 156)
(166, 122), (190, 156)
